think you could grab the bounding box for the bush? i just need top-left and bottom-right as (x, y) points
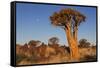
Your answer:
(78, 39), (91, 48)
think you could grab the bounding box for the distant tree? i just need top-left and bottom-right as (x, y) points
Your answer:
(79, 39), (91, 48)
(79, 39), (87, 45)
(28, 40), (41, 46)
(85, 42), (91, 47)
(24, 43), (28, 46)
(48, 37), (59, 45)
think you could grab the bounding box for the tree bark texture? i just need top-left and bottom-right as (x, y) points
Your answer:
(65, 23), (80, 61)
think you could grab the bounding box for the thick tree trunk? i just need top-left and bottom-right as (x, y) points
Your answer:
(65, 24), (79, 61)
(73, 26), (80, 60)
(73, 26), (77, 41)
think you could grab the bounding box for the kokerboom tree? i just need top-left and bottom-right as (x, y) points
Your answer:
(50, 8), (86, 61)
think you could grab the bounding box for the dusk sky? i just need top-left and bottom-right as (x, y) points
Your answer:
(16, 3), (96, 45)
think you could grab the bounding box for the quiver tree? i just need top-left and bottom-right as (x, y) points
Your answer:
(50, 8), (86, 61)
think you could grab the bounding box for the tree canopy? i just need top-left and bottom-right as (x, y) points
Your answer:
(48, 37), (59, 45)
(50, 8), (86, 30)
(28, 40), (41, 46)
(79, 39), (91, 48)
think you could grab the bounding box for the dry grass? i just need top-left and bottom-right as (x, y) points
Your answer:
(16, 44), (96, 65)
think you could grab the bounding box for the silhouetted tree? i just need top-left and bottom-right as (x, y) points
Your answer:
(48, 37), (59, 45)
(28, 40), (41, 46)
(79, 39), (90, 48)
